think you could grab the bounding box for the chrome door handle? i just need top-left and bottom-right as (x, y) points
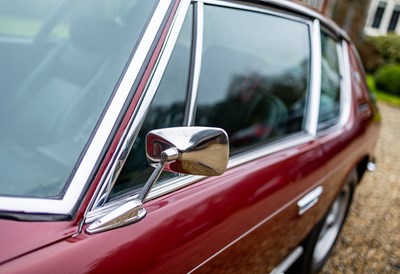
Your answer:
(297, 186), (323, 215)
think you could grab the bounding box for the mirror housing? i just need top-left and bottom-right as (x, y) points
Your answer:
(146, 127), (229, 176)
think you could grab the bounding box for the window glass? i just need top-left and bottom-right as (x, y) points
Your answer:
(0, 0), (60, 38)
(372, 1), (386, 29)
(0, 0), (157, 198)
(388, 5), (400, 32)
(195, 6), (310, 155)
(318, 31), (341, 128)
(109, 8), (193, 200)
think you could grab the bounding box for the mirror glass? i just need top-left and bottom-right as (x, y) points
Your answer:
(146, 127), (229, 176)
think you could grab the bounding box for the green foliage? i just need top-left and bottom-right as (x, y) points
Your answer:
(375, 64), (400, 96)
(368, 35), (400, 64)
(358, 35), (400, 72)
(367, 74), (400, 107)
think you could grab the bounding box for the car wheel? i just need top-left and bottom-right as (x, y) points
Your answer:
(288, 170), (357, 274)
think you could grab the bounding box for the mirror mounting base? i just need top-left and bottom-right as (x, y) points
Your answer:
(86, 148), (177, 234)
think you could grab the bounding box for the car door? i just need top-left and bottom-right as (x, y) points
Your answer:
(80, 1), (334, 273)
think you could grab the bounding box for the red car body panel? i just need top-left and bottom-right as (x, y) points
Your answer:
(0, 2), (380, 274)
(0, 220), (77, 265)
(3, 139), (325, 273)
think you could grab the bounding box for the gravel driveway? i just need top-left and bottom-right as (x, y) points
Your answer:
(321, 103), (400, 274)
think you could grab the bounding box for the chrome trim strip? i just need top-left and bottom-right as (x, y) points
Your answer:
(297, 186), (323, 215)
(270, 246), (304, 274)
(258, 0), (350, 40)
(305, 19), (321, 136)
(184, 1), (204, 126)
(339, 40), (352, 126)
(198, 0), (312, 25)
(87, 0), (192, 214)
(0, 0), (172, 214)
(227, 134), (313, 169)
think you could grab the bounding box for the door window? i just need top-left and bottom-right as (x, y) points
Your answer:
(194, 5), (311, 155)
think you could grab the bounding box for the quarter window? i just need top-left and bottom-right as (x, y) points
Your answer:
(195, 5), (311, 155)
(318, 31), (341, 129)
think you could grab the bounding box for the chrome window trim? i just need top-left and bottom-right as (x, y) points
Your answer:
(87, 0), (320, 222)
(184, 1), (204, 126)
(87, 0), (192, 214)
(306, 19), (322, 135)
(0, 0), (172, 215)
(339, 40), (352, 126)
(258, 0), (350, 41)
(198, 0), (312, 25)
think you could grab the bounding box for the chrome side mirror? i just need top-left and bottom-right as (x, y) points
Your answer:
(146, 127), (229, 176)
(87, 127), (229, 234)
(138, 127), (229, 203)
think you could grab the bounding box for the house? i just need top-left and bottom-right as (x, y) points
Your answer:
(299, 0), (372, 41)
(364, 0), (400, 36)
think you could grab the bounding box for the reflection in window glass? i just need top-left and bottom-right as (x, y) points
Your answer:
(195, 6), (310, 155)
(0, 0), (60, 38)
(0, 0), (157, 198)
(319, 32), (341, 128)
(109, 8), (193, 200)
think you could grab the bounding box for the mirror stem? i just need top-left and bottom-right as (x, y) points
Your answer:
(137, 148), (179, 203)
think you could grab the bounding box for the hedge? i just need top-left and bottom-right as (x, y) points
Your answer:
(357, 34), (400, 72)
(375, 64), (400, 96)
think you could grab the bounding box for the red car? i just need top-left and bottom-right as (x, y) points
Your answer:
(0, 0), (380, 273)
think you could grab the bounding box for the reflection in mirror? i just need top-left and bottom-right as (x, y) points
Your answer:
(146, 127), (229, 176)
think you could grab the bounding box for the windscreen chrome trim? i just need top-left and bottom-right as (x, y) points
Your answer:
(0, 0), (172, 215)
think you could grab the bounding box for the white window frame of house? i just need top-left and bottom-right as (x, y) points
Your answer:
(365, 0), (400, 36)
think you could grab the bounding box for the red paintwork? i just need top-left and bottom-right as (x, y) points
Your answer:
(0, 4), (380, 274)
(0, 220), (76, 264)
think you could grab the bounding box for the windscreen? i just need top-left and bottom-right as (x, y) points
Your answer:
(0, 0), (157, 198)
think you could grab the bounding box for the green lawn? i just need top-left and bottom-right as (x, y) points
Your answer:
(366, 75), (400, 107)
